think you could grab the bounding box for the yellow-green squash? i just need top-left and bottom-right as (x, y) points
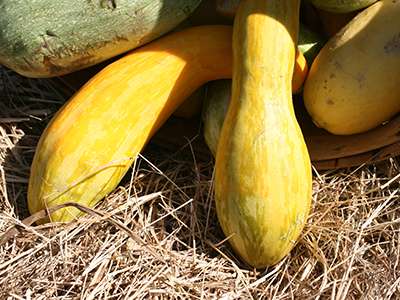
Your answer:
(28, 25), (233, 224)
(214, 0), (312, 267)
(203, 50), (308, 158)
(0, 0), (201, 78)
(203, 79), (232, 157)
(303, 0), (400, 135)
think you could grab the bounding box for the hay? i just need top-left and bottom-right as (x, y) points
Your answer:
(1, 63), (400, 300)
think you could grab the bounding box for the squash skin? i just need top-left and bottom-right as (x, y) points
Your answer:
(297, 22), (326, 67)
(202, 22), (324, 157)
(215, 0), (326, 67)
(214, 0), (312, 267)
(203, 79), (232, 157)
(28, 25), (233, 224)
(203, 49), (308, 158)
(0, 0), (201, 78)
(303, 0), (400, 135)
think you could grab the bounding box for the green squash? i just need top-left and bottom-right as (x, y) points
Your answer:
(0, 0), (201, 78)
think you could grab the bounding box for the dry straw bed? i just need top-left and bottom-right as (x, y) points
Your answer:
(1, 63), (400, 300)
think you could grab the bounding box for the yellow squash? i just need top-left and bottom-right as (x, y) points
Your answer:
(214, 0), (312, 267)
(303, 0), (400, 135)
(28, 25), (233, 224)
(203, 50), (309, 157)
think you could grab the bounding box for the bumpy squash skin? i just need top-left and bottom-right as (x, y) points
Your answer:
(214, 0), (312, 267)
(0, 0), (201, 78)
(28, 25), (233, 224)
(303, 0), (400, 135)
(309, 0), (378, 13)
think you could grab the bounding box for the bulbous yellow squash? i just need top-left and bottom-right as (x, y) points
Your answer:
(303, 0), (400, 135)
(214, 0), (312, 267)
(28, 25), (233, 224)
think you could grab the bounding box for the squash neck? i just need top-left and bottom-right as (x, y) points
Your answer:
(231, 0), (300, 108)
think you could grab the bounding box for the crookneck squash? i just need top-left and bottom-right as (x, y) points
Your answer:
(28, 25), (233, 224)
(214, 0), (312, 267)
(203, 49), (308, 158)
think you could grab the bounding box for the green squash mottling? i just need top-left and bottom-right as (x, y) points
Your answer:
(203, 79), (232, 157)
(203, 23), (325, 157)
(214, 0), (312, 268)
(0, 0), (201, 77)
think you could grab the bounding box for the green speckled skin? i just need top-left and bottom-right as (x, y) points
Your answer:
(27, 25), (233, 224)
(203, 79), (232, 157)
(203, 23), (325, 157)
(214, 0), (312, 268)
(0, 0), (201, 77)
